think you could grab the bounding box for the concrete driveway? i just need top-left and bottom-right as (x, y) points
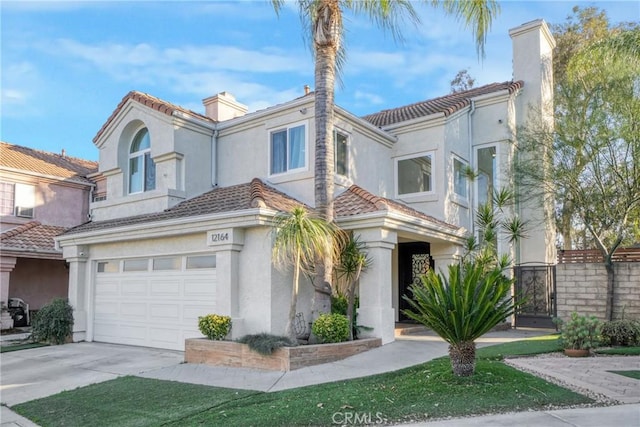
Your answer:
(0, 342), (183, 406)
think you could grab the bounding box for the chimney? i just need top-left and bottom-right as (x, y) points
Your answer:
(61, 149), (66, 158)
(304, 85), (310, 95)
(509, 19), (556, 123)
(202, 92), (248, 121)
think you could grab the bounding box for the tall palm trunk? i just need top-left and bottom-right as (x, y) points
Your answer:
(449, 341), (477, 377)
(311, 0), (338, 318)
(285, 248), (301, 342)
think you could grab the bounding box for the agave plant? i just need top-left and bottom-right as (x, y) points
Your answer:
(403, 259), (519, 376)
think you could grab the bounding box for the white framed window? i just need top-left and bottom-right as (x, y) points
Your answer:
(0, 182), (15, 216)
(14, 183), (35, 218)
(396, 152), (434, 196)
(97, 261), (119, 273)
(453, 156), (469, 199)
(153, 257), (181, 271)
(186, 255), (216, 269)
(123, 258), (149, 272)
(476, 145), (496, 208)
(129, 128), (156, 194)
(334, 129), (349, 177)
(270, 123), (307, 175)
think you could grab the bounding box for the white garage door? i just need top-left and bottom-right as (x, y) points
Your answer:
(93, 255), (217, 351)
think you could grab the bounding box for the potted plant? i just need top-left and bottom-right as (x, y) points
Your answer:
(557, 312), (602, 357)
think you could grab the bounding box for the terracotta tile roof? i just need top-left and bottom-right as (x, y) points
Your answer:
(94, 91), (215, 143)
(62, 178), (308, 235)
(1, 221), (66, 253)
(62, 180), (460, 237)
(362, 81), (524, 128)
(334, 185), (460, 231)
(0, 142), (98, 183)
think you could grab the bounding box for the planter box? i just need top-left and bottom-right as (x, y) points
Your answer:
(185, 337), (382, 371)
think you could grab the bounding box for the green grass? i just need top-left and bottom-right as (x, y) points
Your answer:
(14, 377), (258, 427)
(596, 346), (640, 356)
(608, 370), (640, 380)
(0, 342), (48, 353)
(477, 334), (562, 359)
(13, 335), (591, 427)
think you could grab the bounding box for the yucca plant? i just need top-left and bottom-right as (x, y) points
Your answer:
(403, 259), (519, 376)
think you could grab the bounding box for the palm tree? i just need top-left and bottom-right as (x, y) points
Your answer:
(335, 233), (372, 340)
(271, 0), (500, 318)
(272, 206), (343, 342)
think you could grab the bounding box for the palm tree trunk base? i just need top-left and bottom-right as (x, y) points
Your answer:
(449, 341), (476, 377)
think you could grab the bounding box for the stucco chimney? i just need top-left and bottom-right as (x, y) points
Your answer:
(202, 92), (248, 121)
(509, 19), (557, 265)
(509, 19), (555, 122)
(304, 85), (310, 95)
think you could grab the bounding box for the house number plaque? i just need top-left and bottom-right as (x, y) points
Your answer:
(207, 229), (233, 246)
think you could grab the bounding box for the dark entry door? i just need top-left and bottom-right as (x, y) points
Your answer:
(398, 242), (433, 321)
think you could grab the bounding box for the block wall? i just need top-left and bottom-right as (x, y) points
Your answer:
(556, 262), (640, 321)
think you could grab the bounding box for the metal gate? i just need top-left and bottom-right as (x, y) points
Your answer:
(514, 264), (556, 329)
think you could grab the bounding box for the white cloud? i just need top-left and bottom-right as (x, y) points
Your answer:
(0, 62), (42, 118)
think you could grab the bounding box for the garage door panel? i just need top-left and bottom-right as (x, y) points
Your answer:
(94, 301), (119, 316)
(150, 281), (181, 297)
(149, 327), (181, 346)
(121, 280), (148, 296)
(119, 302), (147, 320)
(94, 266), (217, 350)
(184, 279), (216, 297)
(149, 303), (180, 321)
(95, 281), (119, 296)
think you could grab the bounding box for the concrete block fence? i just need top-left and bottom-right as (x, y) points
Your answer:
(556, 262), (640, 321)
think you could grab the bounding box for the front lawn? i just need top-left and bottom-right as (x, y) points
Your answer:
(596, 346), (640, 356)
(13, 335), (593, 427)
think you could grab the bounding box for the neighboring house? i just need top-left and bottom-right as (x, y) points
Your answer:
(0, 142), (98, 328)
(56, 20), (556, 350)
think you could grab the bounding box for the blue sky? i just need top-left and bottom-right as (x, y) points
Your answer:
(1, 0), (637, 161)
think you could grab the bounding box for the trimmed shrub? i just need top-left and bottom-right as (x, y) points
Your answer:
(312, 313), (349, 343)
(601, 318), (640, 346)
(198, 314), (232, 340)
(557, 312), (602, 350)
(30, 298), (74, 345)
(237, 333), (296, 355)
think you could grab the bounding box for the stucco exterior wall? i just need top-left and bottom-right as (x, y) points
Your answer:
(0, 171), (91, 228)
(556, 263), (640, 321)
(9, 257), (68, 310)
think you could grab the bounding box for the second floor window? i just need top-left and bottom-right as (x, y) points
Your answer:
(129, 128), (156, 194)
(453, 157), (468, 199)
(334, 130), (348, 177)
(270, 124), (306, 175)
(397, 153), (434, 196)
(0, 182), (35, 217)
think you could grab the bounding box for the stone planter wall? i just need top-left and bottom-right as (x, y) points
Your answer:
(185, 337), (382, 371)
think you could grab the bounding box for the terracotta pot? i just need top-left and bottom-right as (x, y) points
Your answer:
(564, 348), (590, 357)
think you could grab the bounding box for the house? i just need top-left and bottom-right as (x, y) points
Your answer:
(0, 142), (98, 329)
(56, 20), (556, 350)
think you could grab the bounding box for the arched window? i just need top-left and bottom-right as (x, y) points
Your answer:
(129, 128), (155, 193)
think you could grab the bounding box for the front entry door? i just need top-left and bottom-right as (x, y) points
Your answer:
(398, 242), (433, 321)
